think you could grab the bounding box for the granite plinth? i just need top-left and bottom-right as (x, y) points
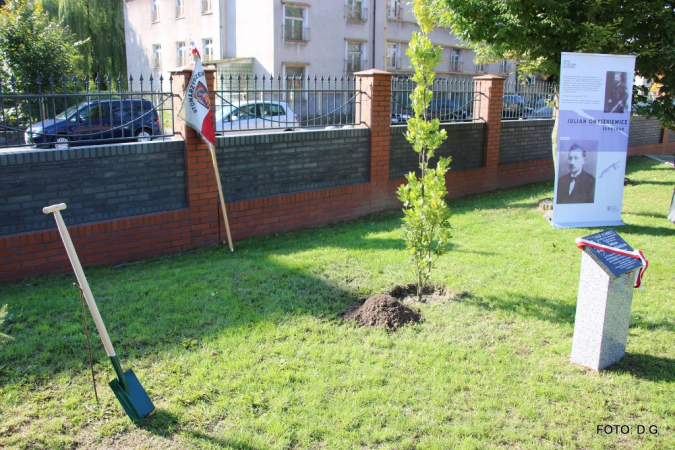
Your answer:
(570, 250), (636, 371)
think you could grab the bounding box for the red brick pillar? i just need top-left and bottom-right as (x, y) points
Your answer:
(171, 65), (222, 247)
(474, 75), (505, 182)
(356, 69), (394, 212)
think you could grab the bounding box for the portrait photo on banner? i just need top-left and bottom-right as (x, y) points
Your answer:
(556, 140), (598, 205)
(604, 71), (629, 114)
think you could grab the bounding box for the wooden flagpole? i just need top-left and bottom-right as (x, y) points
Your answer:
(208, 147), (234, 252)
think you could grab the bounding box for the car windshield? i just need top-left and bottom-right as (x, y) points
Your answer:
(54, 103), (87, 120)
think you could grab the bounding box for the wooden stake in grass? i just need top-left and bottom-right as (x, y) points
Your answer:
(396, 0), (452, 302)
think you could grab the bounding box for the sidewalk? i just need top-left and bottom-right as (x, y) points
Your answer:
(647, 154), (675, 166)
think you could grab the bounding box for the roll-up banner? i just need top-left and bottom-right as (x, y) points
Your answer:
(552, 52), (636, 229)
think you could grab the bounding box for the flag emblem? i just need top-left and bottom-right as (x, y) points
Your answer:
(195, 82), (210, 109)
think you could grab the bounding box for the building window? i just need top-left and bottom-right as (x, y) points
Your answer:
(285, 66), (305, 89)
(152, 44), (162, 70)
(203, 39), (214, 62)
(284, 5), (308, 42)
(345, 0), (366, 22)
(475, 62), (486, 73)
(449, 48), (462, 72)
(176, 42), (187, 67)
(151, 0), (160, 22)
(202, 0), (212, 14)
(387, 0), (401, 19)
(499, 60), (510, 74)
(386, 42), (401, 70)
(346, 41), (365, 73)
(175, 0), (184, 18)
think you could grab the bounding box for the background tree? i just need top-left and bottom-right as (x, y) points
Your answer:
(0, 0), (80, 84)
(434, 0), (675, 128)
(397, 0), (452, 302)
(41, 0), (127, 81)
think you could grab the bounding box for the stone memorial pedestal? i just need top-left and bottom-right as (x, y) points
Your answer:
(570, 230), (643, 371)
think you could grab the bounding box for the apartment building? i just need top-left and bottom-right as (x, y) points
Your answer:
(124, 0), (516, 83)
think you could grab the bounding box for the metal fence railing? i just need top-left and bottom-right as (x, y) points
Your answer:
(503, 81), (556, 120)
(0, 74), (174, 149)
(213, 75), (362, 133)
(391, 76), (480, 125)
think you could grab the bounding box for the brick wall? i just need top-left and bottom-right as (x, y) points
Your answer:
(628, 116), (662, 147)
(217, 128), (370, 202)
(499, 119), (554, 164)
(0, 141), (186, 235)
(389, 122), (485, 179)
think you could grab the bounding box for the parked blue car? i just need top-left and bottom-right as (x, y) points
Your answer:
(24, 99), (161, 148)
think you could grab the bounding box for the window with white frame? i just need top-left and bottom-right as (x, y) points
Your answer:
(202, 0), (212, 14)
(346, 41), (365, 73)
(152, 44), (162, 70)
(386, 42), (400, 70)
(499, 60), (510, 74)
(284, 5), (308, 42)
(387, 0), (401, 19)
(346, 0), (365, 22)
(475, 61), (486, 73)
(176, 42), (187, 67)
(203, 39), (214, 62)
(175, 0), (184, 18)
(285, 66), (305, 89)
(449, 48), (462, 72)
(151, 0), (160, 22)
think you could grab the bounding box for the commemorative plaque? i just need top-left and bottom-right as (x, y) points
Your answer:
(570, 229), (643, 371)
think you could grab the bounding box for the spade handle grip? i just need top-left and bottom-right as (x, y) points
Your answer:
(43, 203), (67, 214)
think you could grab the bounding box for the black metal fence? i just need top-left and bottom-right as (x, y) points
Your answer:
(0, 72), (557, 150)
(213, 74), (363, 132)
(0, 74), (174, 149)
(502, 81), (556, 120)
(391, 76), (479, 125)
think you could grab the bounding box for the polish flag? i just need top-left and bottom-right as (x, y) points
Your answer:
(178, 45), (215, 150)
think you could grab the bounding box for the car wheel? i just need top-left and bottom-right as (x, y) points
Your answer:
(53, 135), (69, 149)
(136, 129), (153, 142)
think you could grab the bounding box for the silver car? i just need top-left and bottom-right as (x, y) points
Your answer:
(215, 101), (299, 132)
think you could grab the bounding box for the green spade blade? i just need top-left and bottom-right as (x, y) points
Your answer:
(109, 368), (155, 422)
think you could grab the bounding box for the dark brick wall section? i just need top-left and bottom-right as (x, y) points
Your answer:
(389, 122), (485, 179)
(216, 128), (370, 202)
(0, 141), (186, 235)
(499, 119), (554, 164)
(629, 117), (662, 147)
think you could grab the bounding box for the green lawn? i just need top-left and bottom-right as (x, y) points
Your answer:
(1, 156), (673, 449)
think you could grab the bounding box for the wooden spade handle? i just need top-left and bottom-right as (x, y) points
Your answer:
(44, 204), (117, 358)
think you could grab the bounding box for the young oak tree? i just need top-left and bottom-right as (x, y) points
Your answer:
(397, 0), (452, 302)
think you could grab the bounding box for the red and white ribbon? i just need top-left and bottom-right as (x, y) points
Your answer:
(575, 238), (648, 289)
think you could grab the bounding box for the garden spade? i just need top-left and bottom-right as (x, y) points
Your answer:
(43, 203), (155, 422)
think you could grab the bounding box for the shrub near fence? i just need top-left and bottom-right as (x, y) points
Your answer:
(0, 69), (673, 283)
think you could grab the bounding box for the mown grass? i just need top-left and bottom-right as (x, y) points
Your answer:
(1, 156), (673, 449)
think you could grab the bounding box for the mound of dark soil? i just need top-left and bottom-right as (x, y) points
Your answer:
(343, 294), (421, 330)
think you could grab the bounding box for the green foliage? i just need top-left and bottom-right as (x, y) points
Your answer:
(0, 304), (11, 344)
(435, 0), (675, 129)
(0, 0), (80, 83)
(41, 0), (127, 79)
(397, 0), (452, 301)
